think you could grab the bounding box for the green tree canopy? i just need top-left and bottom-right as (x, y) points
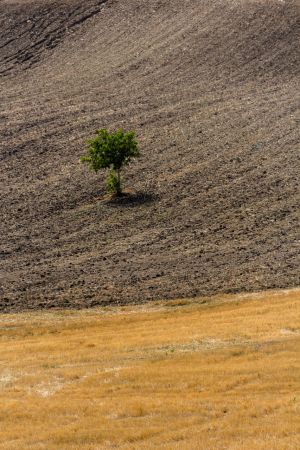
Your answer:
(80, 129), (140, 196)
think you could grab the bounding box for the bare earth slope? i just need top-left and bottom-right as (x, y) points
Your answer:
(0, 0), (299, 311)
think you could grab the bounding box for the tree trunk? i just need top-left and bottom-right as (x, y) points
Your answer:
(116, 169), (122, 196)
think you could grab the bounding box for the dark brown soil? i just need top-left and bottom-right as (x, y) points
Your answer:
(0, 0), (299, 312)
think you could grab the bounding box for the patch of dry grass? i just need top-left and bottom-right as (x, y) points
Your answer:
(0, 289), (299, 449)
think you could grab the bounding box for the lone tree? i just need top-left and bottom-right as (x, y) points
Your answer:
(80, 129), (140, 196)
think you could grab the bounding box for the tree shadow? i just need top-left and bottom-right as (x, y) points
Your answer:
(107, 191), (157, 207)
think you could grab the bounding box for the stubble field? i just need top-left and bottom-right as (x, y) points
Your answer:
(0, 288), (299, 449)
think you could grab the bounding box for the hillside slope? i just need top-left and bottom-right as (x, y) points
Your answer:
(0, 0), (299, 311)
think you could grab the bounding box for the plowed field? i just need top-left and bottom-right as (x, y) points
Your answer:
(0, 0), (299, 311)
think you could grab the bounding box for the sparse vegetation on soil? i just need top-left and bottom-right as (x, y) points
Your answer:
(0, 289), (299, 449)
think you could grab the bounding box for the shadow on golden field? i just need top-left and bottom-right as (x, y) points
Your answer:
(0, 288), (299, 449)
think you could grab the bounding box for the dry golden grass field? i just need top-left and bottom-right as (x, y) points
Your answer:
(0, 288), (299, 449)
